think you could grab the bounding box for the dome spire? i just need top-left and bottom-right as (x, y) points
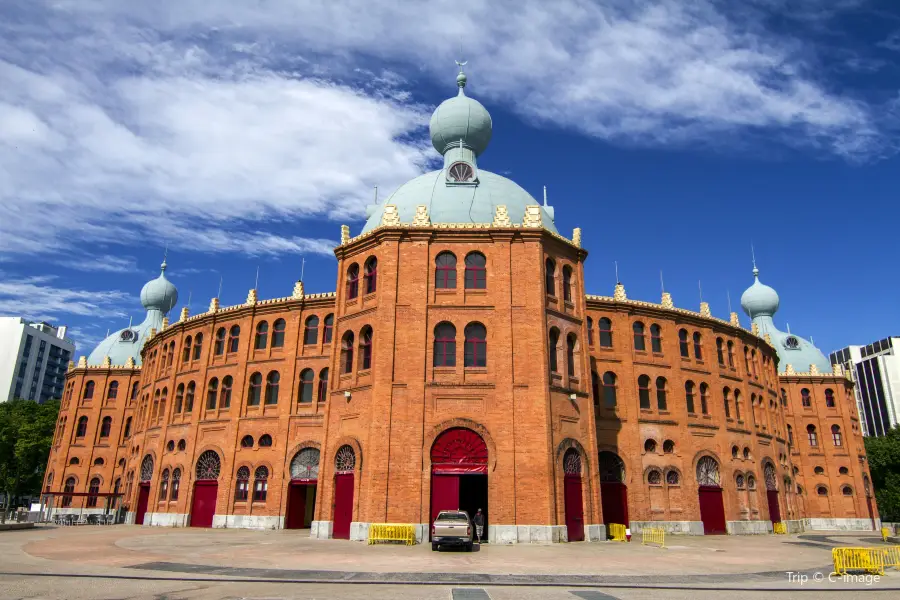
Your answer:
(455, 59), (468, 95)
(161, 244), (168, 273)
(751, 242), (759, 278)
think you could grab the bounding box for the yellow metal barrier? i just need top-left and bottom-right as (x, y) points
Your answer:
(609, 523), (627, 542)
(367, 523), (416, 546)
(882, 527), (892, 542)
(773, 522), (787, 535)
(882, 547), (900, 569)
(831, 547), (884, 576)
(641, 527), (665, 548)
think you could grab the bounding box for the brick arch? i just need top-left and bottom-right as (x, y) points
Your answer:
(330, 436), (363, 473)
(282, 440), (322, 479)
(555, 438), (590, 474)
(425, 419), (497, 473)
(642, 465), (665, 484)
(691, 450), (723, 488)
(191, 444), (227, 482)
(87, 473), (104, 486)
(663, 465), (683, 485)
(597, 444), (630, 485)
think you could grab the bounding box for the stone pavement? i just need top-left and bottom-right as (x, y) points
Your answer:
(0, 525), (897, 599)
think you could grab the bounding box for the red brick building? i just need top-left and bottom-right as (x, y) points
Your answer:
(43, 70), (878, 541)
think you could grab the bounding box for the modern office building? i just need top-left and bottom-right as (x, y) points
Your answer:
(830, 338), (900, 437)
(0, 317), (75, 403)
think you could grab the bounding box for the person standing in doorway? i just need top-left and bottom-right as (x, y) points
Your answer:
(473, 508), (484, 544)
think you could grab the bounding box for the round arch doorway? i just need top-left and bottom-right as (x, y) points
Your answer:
(190, 450), (221, 528)
(286, 448), (319, 529)
(599, 451), (628, 535)
(697, 456), (726, 535)
(430, 428), (488, 541)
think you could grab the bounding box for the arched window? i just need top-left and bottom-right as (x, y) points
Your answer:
(323, 314), (334, 344)
(644, 439), (657, 453)
(69, 457), (80, 465)
(304, 316), (319, 345)
(598, 318), (613, 348)
(751, 349), (757, 377)
(562, 266), (573, 302)
(167, 342), (175, 368)
(76, 416), (88, 437)
(341, 332), (354, 374)
(364, 256), (378, 294)
(185, 382), (195, 412)
(638, 375), (651, 409)
(667, 470), (680, 485)
(255, 321), (268, 350)
(220, 375), (232, 408)
(86, 477), (101, 508)
(663, 440), (675, 453)
(842, 485), (853, 496)
(265, 371), (280, 405)
(650, 324), (662, 353)
(193, 332), (203, 360)
(100, 416), (112, 438)
(299, 369), (314, 403)
(566, 334), (577, 377)
(317, 368), (329, 401)
(84, 381), (95, 400)
(435, 252), (457, 289)
(697, 456), (721, 487)
(235, 466), (250, 501)
(592, 371), (600, 405)
(183, 336), (192, 363)
(723, 387), (731, 419)
(346, 264), (360, 299)
(464, 252), (487, 289)
(545, 258), (556, 296)
(825, 389), (835, 408)
(787, 424), (794, 446)
(159, 469), (169, 501)
(195, 450), (220, 481)
(214, 328), (226, 355)
(359, 326), (373, 370)
(258, 434), (273, 447)
(743, 447), (750, 460)
(726, 341), (735, 367)
(464, 323), (487, 367)
(831, 424), (842, 447)
(817, 486), (828, 496)
(94, 457), (104, 466)
(434, 323), (457, 367)
(716, 338), (724, 365)
(247, 373), (262, 406)
(656, 377), (667, 410)
(700, 383), (709, 414)
(587, 317), (594, 346)
(123, 417), (132, 439)
(158, 387), (168, 423)
(107, 381), (118, 400)
(171, 469), (181, 500)
(130, 382), (139, 401)
(801, 388), (811, 407)
(693, 332), (702, 359)
(685, 381), (696, 414)
(271, 319), (286, 348)
(602, 371), (617, 407)
(206, 377), (219, 409)
(734, 390), (742, 421)
(548, 328), (559, 372)
(228, 325), (240, 353)
(633, 322), (646, 351)
(807, 424), (818, 447)
(175, 383), (184, 413)
(678, 329), (689, 357)
(62, 477), (76, 507)
(253, 466), (269, 502)
(814, 466), (825, 474)
(241, 435), (254, 448)
(647, 469), (662, 485)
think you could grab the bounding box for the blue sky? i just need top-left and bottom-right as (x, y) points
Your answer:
(0, 0), (897, 357)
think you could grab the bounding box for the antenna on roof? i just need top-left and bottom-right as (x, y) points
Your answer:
(614, 261), (619, 284)
(543, 186), (548, 207)
(374, 186), (378, 205)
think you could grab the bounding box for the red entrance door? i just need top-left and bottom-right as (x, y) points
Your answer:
(190, 481), (217, 528)
(766, 490), (781, 523)
(286, 483), (316, 529)
(698, 486), (726, 534)
(333, 473), (354, 539)
(430, 474), (460, 526)
(600, 482), (629, 528)
(564, 474), (585, 542)
(134, 484), (150, 525)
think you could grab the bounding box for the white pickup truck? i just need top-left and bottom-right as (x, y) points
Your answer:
(431, 510), (473, 551)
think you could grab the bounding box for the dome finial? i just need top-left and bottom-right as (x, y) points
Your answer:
(161, 244), (168, 273)
(455, 59), (468, 94)
(751, 242), (758, 278)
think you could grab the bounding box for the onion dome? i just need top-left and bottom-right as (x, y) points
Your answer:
(429, 67), (493, 156)
(140, 259), (178, 314)
(740, 266), (779, 318)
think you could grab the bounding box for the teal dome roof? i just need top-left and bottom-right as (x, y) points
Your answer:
(140, 261), (178, 313)
(740, 267), (779, 318)
(429, 81), (492, 156)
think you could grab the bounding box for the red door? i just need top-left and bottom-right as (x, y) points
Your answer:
(430, 474), (460, 527)
(698, 486), (727, 534)
(600, 482), (629, 528)
(766, 490), (781, 523)
(333, 473), (354, 539)
(190, 481), (218, 528)
(285, 483), (307, 529)
(564, 474), (585, 542)
(134, 484), (150, 525)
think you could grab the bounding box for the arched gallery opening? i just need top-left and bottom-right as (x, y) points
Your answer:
(599, 451), (628, 534)
(763, 462), (781, 523)
(696, 456), (726, 534)
(285, 448), (319, 529)
(332, 445), (356, 540)
(190, 450), (221, 528)
(135, 455), (153, 525)
(429, 427), (489, 540)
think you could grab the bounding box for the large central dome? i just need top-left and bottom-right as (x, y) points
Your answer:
(362, 68), (557, 234)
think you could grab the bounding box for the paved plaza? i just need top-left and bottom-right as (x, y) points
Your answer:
(0, 525), (897, 599)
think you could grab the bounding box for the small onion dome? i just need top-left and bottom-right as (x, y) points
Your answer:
(429, 69), (493, 156)
(740, 267), (779, 318)
(140, 260), (178, 314)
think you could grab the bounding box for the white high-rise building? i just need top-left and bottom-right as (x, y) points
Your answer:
(0, 317), (76, 403)
(830, 337), (900, 437)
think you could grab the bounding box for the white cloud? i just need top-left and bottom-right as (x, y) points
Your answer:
(0, 274), (131, 322)
(56, 255), (140, 273)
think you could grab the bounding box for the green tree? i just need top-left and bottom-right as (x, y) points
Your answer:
(864, 425), (900, 522)
(0, 399), (59, 510)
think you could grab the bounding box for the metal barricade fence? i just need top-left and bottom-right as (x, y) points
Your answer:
(641, 527), (665, 548)
(773, 522), (787, 535)
(367, 523), (417, 546)
(609, 523), (626, 542)
(882, 546), (900, 569)
(882, 527), (892, 542)
(831, 547), (884, 576)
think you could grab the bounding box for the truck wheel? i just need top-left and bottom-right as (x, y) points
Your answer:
(432, 542), (439, 551)
(466, 542), (473, 552)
